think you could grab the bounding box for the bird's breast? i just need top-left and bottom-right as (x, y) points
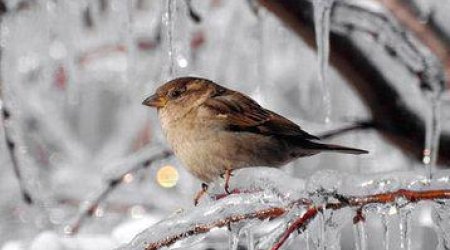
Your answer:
(158, 111), (297, 182)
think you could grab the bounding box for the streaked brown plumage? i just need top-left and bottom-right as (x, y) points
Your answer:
(143, 77), (368, 184)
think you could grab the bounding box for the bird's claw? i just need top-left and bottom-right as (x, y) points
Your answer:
(193, 183), (208, 206)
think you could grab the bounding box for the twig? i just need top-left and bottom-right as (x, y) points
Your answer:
(66, 149), (173, 235)
(271, 207), (319, 250)
(185, 0), (201, 23)
(317, 120), (375, 140)
(1, 106), (33, 204)
(144, 207), (286, 250)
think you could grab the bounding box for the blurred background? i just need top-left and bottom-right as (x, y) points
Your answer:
(0, 0), (449, 249)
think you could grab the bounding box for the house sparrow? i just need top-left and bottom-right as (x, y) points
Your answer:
(143, 77), (368, 202)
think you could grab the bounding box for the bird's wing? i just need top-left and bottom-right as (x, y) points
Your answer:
(203, 91), (319, 140)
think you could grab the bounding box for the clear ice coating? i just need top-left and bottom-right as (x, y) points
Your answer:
(313, 0), (334, 124)
(118, 192), (285, 250)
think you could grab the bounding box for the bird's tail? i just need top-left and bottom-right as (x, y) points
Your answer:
(305, 141), (369, 155)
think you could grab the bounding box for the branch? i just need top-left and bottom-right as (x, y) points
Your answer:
(271, 188), (450, 250)
(66, 148), (172, 235)
(121, 185), (450, 250)
(376, 0), (450, 84)
(0, 106), (33, 204)
(257, 0), (450, 165)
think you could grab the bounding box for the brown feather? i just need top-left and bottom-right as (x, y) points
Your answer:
(203, 88), (319, 140)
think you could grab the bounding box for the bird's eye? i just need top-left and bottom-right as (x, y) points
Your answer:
(168, 87), (186, 99)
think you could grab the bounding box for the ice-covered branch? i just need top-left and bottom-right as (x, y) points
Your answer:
(119, 168), (450, 250)
(273, 188), (450, 250)
(257, 0), (450, 165)
(143, 206), (285, 250)
(66, 148), (172, 235)
(375, 0), (450, 82)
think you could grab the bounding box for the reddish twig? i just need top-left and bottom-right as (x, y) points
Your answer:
(271, 206), (319, 250)
(144, 207), (286, 250)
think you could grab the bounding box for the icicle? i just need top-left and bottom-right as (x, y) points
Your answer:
(305, 230), (311, 250)
(399, 209), (412, 250)
(381, 214), (390, 250)
(322, 209), (344, 250)
(161, 0), (190, 81)
(245, 228), (255, 250)
(126, 0), (136, 87)
(252, 7), (266, 105)
(432, 204), (450, 250)
(229, 226), (240, 250)
(312, 0), (334, 124)
(423, 97), (442, 181)
(161, 0), (176, 80)
(353, 222), (368, 250)
(311, 210), (326, 250)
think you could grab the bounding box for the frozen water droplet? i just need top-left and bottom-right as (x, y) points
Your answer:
(176, 56), (188, 68)
(388, 206), (398, 215)
(395, 196), (409, 208)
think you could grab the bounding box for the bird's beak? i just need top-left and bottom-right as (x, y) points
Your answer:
(142, 94), (167, 108)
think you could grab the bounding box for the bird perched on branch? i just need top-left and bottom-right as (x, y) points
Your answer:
(143, 77), (368, 204)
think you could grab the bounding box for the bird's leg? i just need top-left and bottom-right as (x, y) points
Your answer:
(223, 169), (233, 194)
(194, 183), (208, 206)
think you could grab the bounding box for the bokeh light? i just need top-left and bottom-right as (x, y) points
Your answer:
(156, 165), (179, 188)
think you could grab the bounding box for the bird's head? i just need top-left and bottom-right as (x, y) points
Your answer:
(143, 77), (226, 119)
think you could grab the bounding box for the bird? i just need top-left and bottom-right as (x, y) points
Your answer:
(143, 77), (368, 204)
